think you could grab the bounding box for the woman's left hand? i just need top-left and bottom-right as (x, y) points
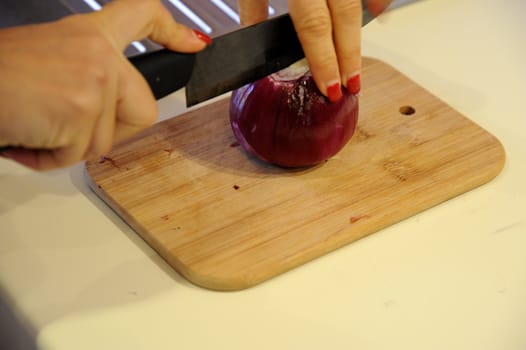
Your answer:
(237, 0), (392, 102)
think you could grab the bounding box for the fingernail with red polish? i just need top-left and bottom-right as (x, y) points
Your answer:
(193, 29), (212, 45)
(327, 82), (343, 103)
(347, 74), (361, 95)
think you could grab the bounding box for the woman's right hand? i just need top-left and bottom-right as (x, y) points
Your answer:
(0, 0), (210, 170)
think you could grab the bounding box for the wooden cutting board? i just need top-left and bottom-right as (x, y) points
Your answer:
(85, 58), (505, 291)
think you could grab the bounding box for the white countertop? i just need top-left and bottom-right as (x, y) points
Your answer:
(1, 0), (525, 349)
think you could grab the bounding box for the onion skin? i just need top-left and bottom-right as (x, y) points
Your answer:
(229, 67), (359, 168)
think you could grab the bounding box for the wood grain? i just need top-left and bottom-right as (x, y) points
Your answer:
(85, 58), (505, 290)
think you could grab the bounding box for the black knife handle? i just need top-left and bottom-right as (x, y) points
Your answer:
(129, 49), (196, 100)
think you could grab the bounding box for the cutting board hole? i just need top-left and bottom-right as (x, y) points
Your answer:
(399, 105), (416, 115)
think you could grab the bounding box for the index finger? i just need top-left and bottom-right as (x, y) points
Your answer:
(328, 0), (362, 95)
(287, 0), (342, 102)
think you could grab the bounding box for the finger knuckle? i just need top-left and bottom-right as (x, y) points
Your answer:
(296, 12), (332, 37)
(339, 47), (360, 63)
(79, 39), (115, 84)
(310, 54), (338, 76)
(333, 0), (362, 17)
(65, 65), (111, 117)
(86, 63), (110, 89)
(63, 85), (101, 118)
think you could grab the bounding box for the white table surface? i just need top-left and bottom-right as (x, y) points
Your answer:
(1, 0), (525, 349)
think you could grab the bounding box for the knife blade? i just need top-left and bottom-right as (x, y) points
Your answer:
(130, 3), (376, 107)
(0, 4), (376, 153)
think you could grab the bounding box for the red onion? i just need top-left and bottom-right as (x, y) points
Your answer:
(229, 59), (359, 168)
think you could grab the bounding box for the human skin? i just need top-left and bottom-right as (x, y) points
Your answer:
(0, 0), (210, 170)
(237, 0), (393, 101)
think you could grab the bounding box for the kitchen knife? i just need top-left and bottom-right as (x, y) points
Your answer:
(130, 4), (376, 107)
(0, 4), (376, 153)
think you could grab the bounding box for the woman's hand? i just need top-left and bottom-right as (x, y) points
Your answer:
(237, 0), (392, 101)
(0, 0), (210, 170)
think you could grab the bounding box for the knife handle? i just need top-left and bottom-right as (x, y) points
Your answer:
(129, 49), (196, 100)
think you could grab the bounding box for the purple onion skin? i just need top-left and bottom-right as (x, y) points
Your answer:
(229, 71), (359, 168)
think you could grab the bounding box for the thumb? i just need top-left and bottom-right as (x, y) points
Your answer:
(91, 0), (210, 53)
